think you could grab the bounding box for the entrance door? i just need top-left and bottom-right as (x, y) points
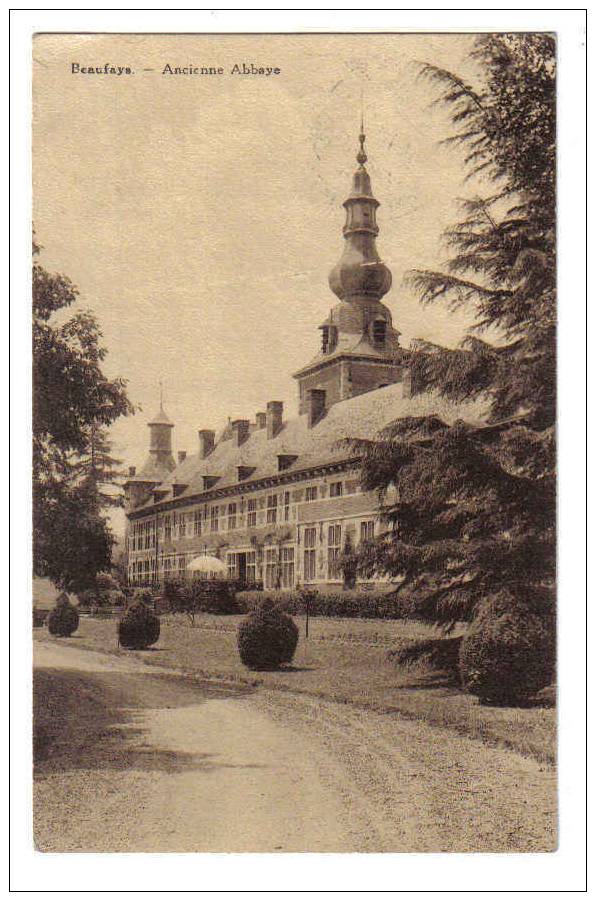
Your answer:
(237, 552), (247, 584)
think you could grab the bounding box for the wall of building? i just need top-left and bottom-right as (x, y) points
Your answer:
(349, 361), (404, 397)
(126, 466), (387, 591)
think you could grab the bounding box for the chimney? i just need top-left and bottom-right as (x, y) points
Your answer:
(128, 466), (136, 477)
(255, 412), (267, 430)
(178, 450), (187, 463)
(198, 429), (215, 459)
(232, 419), (250, 447)
(266, 401), (283, 440)
(307, 388), (326, 428)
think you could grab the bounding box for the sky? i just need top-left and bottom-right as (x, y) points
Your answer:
(33, 32), (489, 536)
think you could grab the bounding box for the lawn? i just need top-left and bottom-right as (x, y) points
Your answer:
(34, 612), (556, 765)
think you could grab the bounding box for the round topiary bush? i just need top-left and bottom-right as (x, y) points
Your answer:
(459, 589), (555, 705)
(118, 597), (160, 650)
(237, 601), (299, 670)
(47, 593), (79, 638)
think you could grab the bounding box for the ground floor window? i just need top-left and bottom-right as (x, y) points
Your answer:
(360, 520), (375, 543)
(304, 527), (317, 582)
(327, 524), (342, 580)
(246, 550), (256, 583)
(281, 547), (294, 589)
(227, 552), (237, 579)
(264, 547), (278, 589)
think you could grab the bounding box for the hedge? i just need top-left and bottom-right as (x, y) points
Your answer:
(235, 589), (403, 619)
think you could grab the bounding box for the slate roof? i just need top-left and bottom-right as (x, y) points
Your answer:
(132, 381), (487, 512)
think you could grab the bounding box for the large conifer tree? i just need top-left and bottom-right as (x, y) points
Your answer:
(33, 238), (132, 592)
(349, 35), (556, 629)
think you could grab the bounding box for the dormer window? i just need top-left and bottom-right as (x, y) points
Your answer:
(372, 318), (387, 348)
(320, 324), (337, 354)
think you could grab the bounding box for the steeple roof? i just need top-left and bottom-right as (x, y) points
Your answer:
(328, 126), (392, 302)
(147, 407), (174, 427)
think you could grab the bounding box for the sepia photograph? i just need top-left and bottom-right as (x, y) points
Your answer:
(29, 28), (560, 858)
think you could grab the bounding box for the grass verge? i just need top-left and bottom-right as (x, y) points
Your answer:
(35, 613), (556, 765)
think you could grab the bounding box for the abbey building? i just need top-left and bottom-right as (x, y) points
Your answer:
(124, 128), (479, 590)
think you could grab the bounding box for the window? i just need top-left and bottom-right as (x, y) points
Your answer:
(179, 512), (186, 538)
(283, 491), (290, 522)
(281, 547), (295, 589)
(264, 547), (278, 590)
(210, 505), (219, 532)
(247, 498), (257, 527)
(327, 524), (342, 580)
(246, 550), (256, 583)
(360, 520), (375, 543)
(372, 319), (386, 347)
(330, 481), (343, 498)
(227, 552), (237, 579)
(305, 486), (318, 502)
(228, 502), (237, 530)
(266, 494), (277, 525)
(164, 515), (172, 543)
(178, 554), (186, 575)
(304, 527), (317, 582)
(193, 509), (202, 537)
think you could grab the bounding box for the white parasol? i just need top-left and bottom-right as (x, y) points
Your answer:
(186, 555), (227, 577)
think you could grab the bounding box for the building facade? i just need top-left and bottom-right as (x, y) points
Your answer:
(124, 128), (481, 590)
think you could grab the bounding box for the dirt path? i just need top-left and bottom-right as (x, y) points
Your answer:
(33, 641), (556, 853)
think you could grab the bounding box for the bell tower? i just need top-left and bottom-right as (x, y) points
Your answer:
(294, 122), (404, 414)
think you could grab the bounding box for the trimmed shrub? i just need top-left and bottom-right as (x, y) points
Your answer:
(237, 601), (299, 670)
(387, 636), (462, 678)
(47, 593), (79, 638)
(459, 589), (555, 705)
(118, 597), (160, 649)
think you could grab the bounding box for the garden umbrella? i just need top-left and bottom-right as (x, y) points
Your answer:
(187, 555), (227, 578)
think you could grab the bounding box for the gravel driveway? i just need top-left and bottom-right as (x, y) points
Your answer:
(33, 641), (556, 853)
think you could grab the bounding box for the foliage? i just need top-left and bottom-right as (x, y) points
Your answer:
(345, 35), (556, 631)
(47, 594), (79, 637)
(32, 608), (46, 628)
(94, 571), (119, 592)
(236, 589), (405, 619)
(32, 237), (132, 592)
(386, 636), (462, 679)
(459, 588), (555, 704)
(237, 601), (299, 670)
(163, 579), (237, 623)
(340, 533), (358, 590)
(118, 596), (160, 649)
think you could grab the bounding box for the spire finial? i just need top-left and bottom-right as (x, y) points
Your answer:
(159, 378), (164, 410)
(357, 91), (367, 166)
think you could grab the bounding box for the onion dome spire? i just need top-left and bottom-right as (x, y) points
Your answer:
(328, 125), (392, 301)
